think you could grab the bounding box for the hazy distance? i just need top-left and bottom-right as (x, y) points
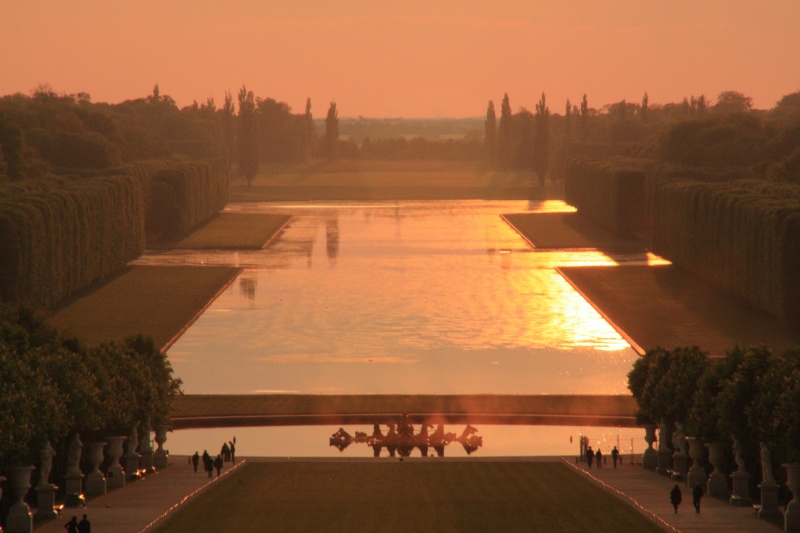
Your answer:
(1, 0), (799, 117)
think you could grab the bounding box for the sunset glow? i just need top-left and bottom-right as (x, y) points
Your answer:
(2, 1), (798, 117)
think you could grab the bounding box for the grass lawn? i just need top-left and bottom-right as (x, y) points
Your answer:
(149, 213), (293, 250)
(229, 160), (563, 202)
(502, 212), (645, 251)
(558, 265), (800, 356)
(172, 394), (636, 421)
(158, 461), (662, 533)
(48, 265), (240, 351)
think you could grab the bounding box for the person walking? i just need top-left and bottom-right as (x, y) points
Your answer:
(611, 446), (619, 468)
(192, 451), (200, 472)
(595, 448), (603, 468)
(214, 454), (223, 477)
(586, 446), (594, 468)
(78, 514), (91, 533)
(65, 516), (79, 533)
(692, 483), (703, 513)
(670, 484), (682, 514)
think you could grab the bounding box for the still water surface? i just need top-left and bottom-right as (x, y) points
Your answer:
(134, 200), (661, 396)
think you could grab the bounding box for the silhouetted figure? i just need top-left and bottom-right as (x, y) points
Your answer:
(78, 514), (91, 533)
(202, 450), (212, 478)
(229, 440), (236, 464)
(192, 451), (199, 472)
(586, 446), (594, 468)
(670, 484), (682, 514)
(214, 454), (223, 477)
(692, 483), (703, 513)
(65, 516), (79, 533)
(221, 442), (230, 462)
(611, 446), (619, 468)
(595, 449), (603, 468)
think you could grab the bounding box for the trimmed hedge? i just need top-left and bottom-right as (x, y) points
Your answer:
(564, 157), (646, 237)
(124, 158), (228, 240)
(0, 175), (145, 309)
(652, 179), (800, 328)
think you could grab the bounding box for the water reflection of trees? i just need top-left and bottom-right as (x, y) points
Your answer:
(326, 218), (339, 266)
(239, 276), (257, 299)
(329, 415), (483, 457)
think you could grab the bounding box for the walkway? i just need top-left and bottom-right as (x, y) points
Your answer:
(566, 458), (782, 532)
(32, 456), (783, 532)
(34, 458), (245, 533)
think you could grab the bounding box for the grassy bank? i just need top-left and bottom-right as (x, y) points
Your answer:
(157, 461), (662, 533)
(172, 394), (637, 419)
(48, 265), (240, 351)
(229, 160), (563, 202)
(558, 265), (800, 356)
(149, 213), (293, 250)
(502, 212), (646, 250)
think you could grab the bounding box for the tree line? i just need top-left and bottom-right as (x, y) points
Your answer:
(628, 345), (800, 490)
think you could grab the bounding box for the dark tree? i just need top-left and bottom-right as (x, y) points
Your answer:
(579, 93), (589, 137)
(484, 100), (497, 164)
(714, 91), (752, 114)
(304, 97), (315, 161)
(0, 112), (24, 181)
(325, 101), (339, 162)
(534, 92), (550, 186)
(237, 85), (259, 185)
(221, 90), (235, 170)
(498, 93), (513, 169)
(564, 98), (572, 137)
(641, 92), (649, 122)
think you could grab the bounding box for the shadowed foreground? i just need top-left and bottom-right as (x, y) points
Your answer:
(157, 461), (662, 533)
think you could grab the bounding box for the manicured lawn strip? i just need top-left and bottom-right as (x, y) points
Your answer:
(149, 213), (293, 250)
(158, 461), (663, 533)
(228, 161), (563, 202)
(171, 394), (636, 418)
(558, 265), (800, 357)
(48, 265), (240, 351)
(502, 212), (645, 250)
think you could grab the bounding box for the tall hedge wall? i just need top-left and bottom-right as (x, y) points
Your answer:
(564, 157), (646, 237)
(652, 179), (800, 328)
(125, 158), (228, 240)
(0, 175), (144, 309)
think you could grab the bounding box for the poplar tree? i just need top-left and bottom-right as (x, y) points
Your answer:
(237, 85), (259, 186)
(325, 101), (339, 162)
(579, 94), (589, 137)
(304, 98), (315, 161)
(484, 100), (497, 164)
(221, 90), (235, 170)
(498, 93), (513, 169)
(534, 92), (550, 186)
(641, 92), (649, 122)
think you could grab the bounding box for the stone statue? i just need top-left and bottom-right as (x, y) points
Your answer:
(67, 433), (83, 474)
(760, 442), (775, 484)
(140, 417), (153, 452)
(658, 421), (669, 451)
(672, 423), (685, 454)
(733, 437), (746, 473)
(38, 440), (56, 487)
(127, 421), (139, 455)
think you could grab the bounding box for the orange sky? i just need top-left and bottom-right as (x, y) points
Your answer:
(1, 1), (798, 118)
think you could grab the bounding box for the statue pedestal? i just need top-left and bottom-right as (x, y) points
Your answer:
(105, 436), (126, 489)
(643, 448), (657, 470)
(656, 449), (672, 475)
(64, 472), (85, 508)
(6, 466), (34, 533)
(672, 454), (689, 480)
(85, 471), (106, 497)
(784, 463), (800, 531)
(140, 450), (154, 474)
(125, 453), (141, 480)
(730, 471), (752, 506)
(758, 481), (782, 521)
(686, 437), (707, 489)
(34, 484), (58, 520)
